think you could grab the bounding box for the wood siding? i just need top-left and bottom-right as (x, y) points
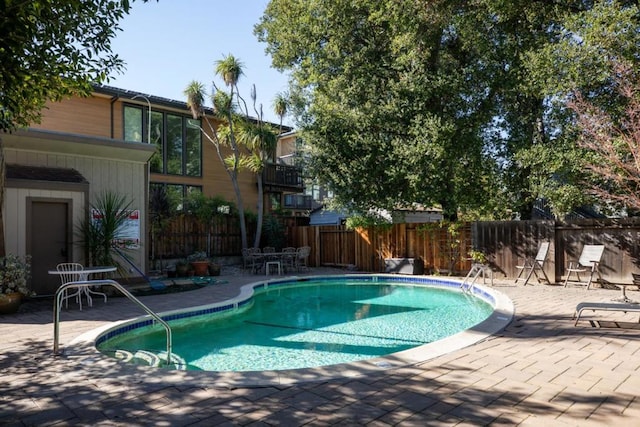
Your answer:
(34, 93), (261, 210)
(4, 133), (150, 275)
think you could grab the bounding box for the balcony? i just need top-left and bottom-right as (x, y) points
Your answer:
(283, 194), (314, 210)
(263, 164), (304, 193)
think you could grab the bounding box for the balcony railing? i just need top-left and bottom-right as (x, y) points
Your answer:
(284, 194), (314, 210)
(263, 164), (304, 192)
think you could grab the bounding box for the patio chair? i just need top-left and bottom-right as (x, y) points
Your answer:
(56, 263), (85, 309)
(295, 246), (311, 272)
(563, 244), (605, 289)
(514, 242), (551, 286)
(246, 247), (262, 273)
(281, 247), (297, 272)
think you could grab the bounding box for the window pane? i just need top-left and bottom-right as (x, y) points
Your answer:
(185, 119), (202, 176)
(166, 115), (183, 175)
(166, 184), (185, 212)
(124, 106), (143, 142)
(150, 111), (164, 173)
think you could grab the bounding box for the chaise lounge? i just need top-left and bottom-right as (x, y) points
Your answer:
(573, 301), (640, 326)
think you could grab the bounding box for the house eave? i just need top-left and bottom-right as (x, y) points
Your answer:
(5, 128), (156, 163)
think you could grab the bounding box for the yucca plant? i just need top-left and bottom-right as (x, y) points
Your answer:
(77, 191), (134, 274)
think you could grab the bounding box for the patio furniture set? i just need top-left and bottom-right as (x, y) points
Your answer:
(242, 246), (311, 275)
(48, 263), (115, 310)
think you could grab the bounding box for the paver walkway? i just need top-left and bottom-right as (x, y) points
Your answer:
(2, 267), (640, 426)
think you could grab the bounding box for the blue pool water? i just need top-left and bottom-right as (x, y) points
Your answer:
(97, 277), (493, 371)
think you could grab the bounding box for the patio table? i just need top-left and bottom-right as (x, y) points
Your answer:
(48, 265), (116, 308)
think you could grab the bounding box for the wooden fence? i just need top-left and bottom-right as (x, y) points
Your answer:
(152, 215), (640, 284)
(151, 215), (249, 260)
(287, 218), (640, 284)
(286, 223), (474, 274)
(471, 218), (640, 284)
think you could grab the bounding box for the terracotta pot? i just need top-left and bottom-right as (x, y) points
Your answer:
(190, 261), (209, 276)
(0, 292), (22, 315)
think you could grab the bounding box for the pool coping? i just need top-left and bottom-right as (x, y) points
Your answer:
(66, 274), (514, 388)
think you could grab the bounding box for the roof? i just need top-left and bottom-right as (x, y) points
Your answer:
(6, 164), (88, 183)
(93, 84), (294, 132)
(309, 208), (349, 226)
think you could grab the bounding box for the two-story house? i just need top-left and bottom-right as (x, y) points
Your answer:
(4, 85), (303, 295)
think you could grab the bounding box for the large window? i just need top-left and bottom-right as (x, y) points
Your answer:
(124, 106), (143, 142)
(150, 110), (164, 173)
(152, 183), (202, 212)
(124, 104), (201, 177)
(186, 119), (202, 176)
(166, 114), (183, 175)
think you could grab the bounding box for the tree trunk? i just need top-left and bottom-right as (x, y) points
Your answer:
(253, 173), (264, 248)
(230, 175), (248, 251)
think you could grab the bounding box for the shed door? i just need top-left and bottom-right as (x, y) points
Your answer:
(29, 200), (71, 296)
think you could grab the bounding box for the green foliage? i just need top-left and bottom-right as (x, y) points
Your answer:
(0, 254), (33, 296)
(418, 220), (464, 274)
(261, 215), (285, 250)
(345, 213), (393, 231)
(150, 185), (177, 227)
(467, 249), (487, 264)
(186, 192), (235, 224)
(77, 191), (134, 272)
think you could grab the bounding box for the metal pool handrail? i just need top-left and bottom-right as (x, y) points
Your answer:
(53, 279), (172, 365)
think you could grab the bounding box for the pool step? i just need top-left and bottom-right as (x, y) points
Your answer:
(113, 349), (186, 370)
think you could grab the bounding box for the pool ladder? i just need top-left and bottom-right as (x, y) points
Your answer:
(53, 279), (173, 366)
(461, 263), (493, 293)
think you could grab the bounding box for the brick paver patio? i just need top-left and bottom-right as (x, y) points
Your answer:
(2, 267), (640, 426)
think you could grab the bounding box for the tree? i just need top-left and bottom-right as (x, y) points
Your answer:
(255, 0), (525, 220)
(185, 54), (279, 250)
(0, 0), (155, 257)
(256, 0), (640, 220)
(569, 63), (640, 213)
(516, 1), (640, 217)
(273, 92), (289, 135)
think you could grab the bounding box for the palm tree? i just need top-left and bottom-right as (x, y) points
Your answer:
(273, 92), (289, 135)
(184, 55), (251, 250)
(237, 121), (278, 247)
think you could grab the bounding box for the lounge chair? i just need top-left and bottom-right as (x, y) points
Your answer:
(514, 241), (551, 286)
(573, 301), (640, 326)
(563, 244), (605, 289)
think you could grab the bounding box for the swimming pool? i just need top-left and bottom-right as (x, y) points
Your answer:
(93, 275), (512, 376)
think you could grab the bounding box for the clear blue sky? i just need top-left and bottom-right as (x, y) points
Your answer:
(109, 0), (292, 126)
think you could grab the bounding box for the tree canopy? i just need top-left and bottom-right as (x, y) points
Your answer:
(256, 0), (640, 220)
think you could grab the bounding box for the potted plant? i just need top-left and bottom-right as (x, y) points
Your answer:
(188, 251), (209, 276)
(175, 259), (190, 277)
(0, 254), (33, 314)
